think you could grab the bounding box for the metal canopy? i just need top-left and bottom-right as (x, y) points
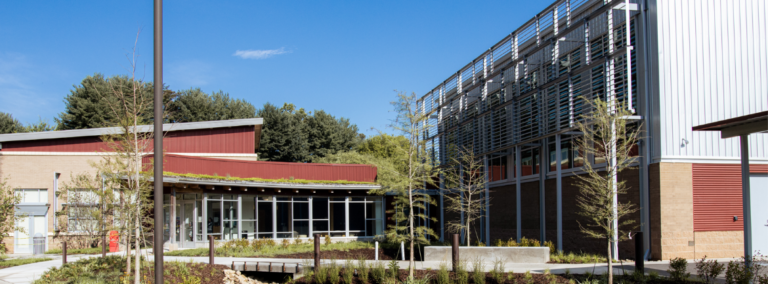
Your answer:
(693, 110), (768, 264)
(692, 111), (768, 138)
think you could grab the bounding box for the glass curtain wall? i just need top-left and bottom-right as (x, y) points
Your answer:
(227, 195), (384, 240)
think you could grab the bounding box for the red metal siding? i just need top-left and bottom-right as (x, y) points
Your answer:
(147, 154), (377, 183)
(692, 163), (768, 232)
(2, 126), (255, 154)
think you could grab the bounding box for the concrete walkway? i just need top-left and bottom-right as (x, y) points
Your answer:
(0, 252), (740, 284)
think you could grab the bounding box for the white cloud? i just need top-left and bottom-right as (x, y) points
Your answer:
(233, 48), (289, 59)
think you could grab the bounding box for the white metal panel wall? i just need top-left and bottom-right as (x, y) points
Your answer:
(654, 0), (767, 162)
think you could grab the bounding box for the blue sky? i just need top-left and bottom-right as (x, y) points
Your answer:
(0, 1), (550, 136)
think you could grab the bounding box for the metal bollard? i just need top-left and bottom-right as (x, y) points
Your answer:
(62, 242), (67, 265)
(634, 232), (644, 274)
(314, 234), (320, 270)
(209, 235), (214, 265)
(452, 234), (459, 272)
(375, 241), (379, 261)
(401, 241), (405, 261)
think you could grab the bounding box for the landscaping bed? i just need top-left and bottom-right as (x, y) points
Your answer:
(273, 248), (394, 260)
(31, 255), (230, 284)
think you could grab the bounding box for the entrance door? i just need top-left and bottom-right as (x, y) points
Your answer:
(15, 215), (46, 254)
(178, 201), (196, 248)
(751, 174), (768, 254)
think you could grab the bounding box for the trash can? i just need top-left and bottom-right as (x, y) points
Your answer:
(33, 233), (45, 255)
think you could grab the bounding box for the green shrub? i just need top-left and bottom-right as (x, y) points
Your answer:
(436, 263), (450, 284)
(523, 270), (534, 284)
(472, 259), (486, 284)
(489, 259), (505, 284)
(181, 275), (201, 284)
(387, 259), (400, 280)
(455, 261), (469, 284)
(696, 256), (725, 284)
(668, 257), (690, 281)
(342, 260), (354, 284)
(357, 257), (369, 284)
(648, 271), (660, 281)
(314, 265), (328, 284)
(327, 260), (340, 284)
(371, 262), (386, 284)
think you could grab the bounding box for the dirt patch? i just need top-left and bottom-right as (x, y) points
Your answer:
(272, 248), (393, 260)
(142, 262), (231, 284)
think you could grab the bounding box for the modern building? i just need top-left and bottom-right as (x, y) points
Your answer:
(418, 0), (767, 260)
(0, 118), (386, 253)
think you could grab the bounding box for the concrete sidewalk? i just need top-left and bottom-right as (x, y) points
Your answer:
(0, 252), (739, 284)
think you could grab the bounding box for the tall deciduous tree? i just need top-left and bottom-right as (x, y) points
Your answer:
(312, 151), (400, 188)
(356, 134), (409, 175)
(0, 112), (24, 134)
(443, 145), (488, 246)
(383, 91), (439, 281)
(166, 88), (256, 122)
(573, 98), (640, 284)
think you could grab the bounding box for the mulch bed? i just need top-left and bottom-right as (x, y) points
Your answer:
(272, 248), (394, 260)
(142, 262), (231, 284)
(293, 269), (575, 284)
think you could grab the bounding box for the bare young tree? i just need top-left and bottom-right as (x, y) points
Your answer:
(381, 91), (439, 282)
(92, 30), (173, 283)
(573, 97), (640, 284)
(0, 177), (25, 255)
(54, 173), (117, 251)
(443, 145), (489, 246)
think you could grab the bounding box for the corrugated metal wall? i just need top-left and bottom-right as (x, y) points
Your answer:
(2, 126), (255, 153)
(692, 163), (768, 231)
(149, 154), (378, 183)
(654, 0), (768, 161)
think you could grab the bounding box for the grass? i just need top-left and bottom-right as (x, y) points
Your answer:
(165, 239), (374, 258)
(45, 247), (105, 255)
(549, 251), (615, 264)
(0, 257), (53, 269)
(163, 171), (377, 186)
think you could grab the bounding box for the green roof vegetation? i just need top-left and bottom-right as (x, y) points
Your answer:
(162, 171), (378, 186)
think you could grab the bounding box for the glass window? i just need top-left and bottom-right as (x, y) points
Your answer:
(561, 140), (571, 170)
(295, 221), (309, 237)
(209, 194), (221, 200)
(365, 197), (384, 236)
(242, 197), (256, 219)
(313, 198), (328, 219)
(294, 202), (309, 220)
(223, 201), (237, 240)
(330, 202), (346, 232)
(349, 203), (365, 231)
(182, 194), (196, 200)
(276, 202), (292, 234)
(196, 200), (203, 241)
(257, 201), (273, 234)
(521, 149), (539, 176)
(313, 220), (329, 232)
(16, 189), (49, 203)
(67, 204), (98, 232)
(489, 155), (507, 182)
(207, 200), (221, 239)
(351, 197), (365, 201)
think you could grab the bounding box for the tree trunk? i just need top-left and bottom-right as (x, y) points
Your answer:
(466, 193), (471, 247)
(607, 238), (613, 284)
(126, 228), (132, 275)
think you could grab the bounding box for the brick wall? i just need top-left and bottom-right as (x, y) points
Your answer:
(650, 162), (695, 260)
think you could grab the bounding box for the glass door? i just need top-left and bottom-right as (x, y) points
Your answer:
(179, 201), (196, 248)
(15, 217), (31, 253)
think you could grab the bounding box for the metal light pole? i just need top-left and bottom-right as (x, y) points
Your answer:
(153, 0), (164, 282)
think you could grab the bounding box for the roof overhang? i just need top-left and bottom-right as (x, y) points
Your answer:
(692, 111), (768, 138)
(0, 118), (263, 143)
(156, 176), (381, 191)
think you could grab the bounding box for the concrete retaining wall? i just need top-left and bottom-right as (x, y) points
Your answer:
(423, 246), (550, 263)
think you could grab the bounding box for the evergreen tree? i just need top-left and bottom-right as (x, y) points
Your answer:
(306, 110), (362, 159)
(0, 112), (23, 134)
(56, 74), (153, 129)
(167, 88), (256, 122)
(256, 103), (310, 162)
